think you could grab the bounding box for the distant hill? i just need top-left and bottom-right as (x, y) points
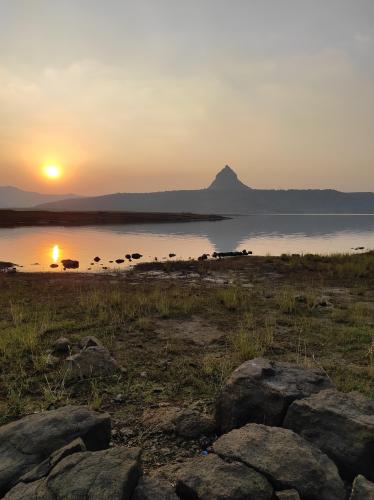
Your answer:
(36, 165), (374, 214)
(0, 186), (79, 208)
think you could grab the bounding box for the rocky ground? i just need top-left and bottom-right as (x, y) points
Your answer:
(0, 252), (373, 498)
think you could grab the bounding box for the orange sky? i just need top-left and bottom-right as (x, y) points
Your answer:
(0, 1), (373, 195)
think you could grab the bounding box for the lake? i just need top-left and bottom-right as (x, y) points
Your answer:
(1, 214), (374, 272)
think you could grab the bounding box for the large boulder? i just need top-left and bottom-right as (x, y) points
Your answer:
(0, 406), (110, 495)
(284, 389), (374, 481)
(349, 475), (374, 500)
(175, 454), (273, 500)
(65, 345), (121, 380)
(213, 423), (345, 500)
(4, 447), (141, 499)
(132, 476), (178, 500)
(216, 358), (333, 432)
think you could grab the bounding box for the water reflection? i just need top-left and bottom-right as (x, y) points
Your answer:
(52, 244), (60, 263)
(0, 214), (373, 272)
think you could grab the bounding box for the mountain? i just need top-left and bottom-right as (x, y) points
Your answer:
(0, 186), (79, 209)
(36, 165), (374, 214)
(208, 165), (251, 191)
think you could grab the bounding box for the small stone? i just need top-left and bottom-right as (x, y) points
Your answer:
(174, 409), (216, 440)
(53, 337), (71, 354)
(79, 336), (103, 350)
(65, 346), (121, 381)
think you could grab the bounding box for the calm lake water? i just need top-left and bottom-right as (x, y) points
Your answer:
(1, 214), (374, 272)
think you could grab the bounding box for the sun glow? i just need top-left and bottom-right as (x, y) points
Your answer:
(43, 165), (61, 179)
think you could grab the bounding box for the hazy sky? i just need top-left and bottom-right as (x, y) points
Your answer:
(0, 0), (373, 195)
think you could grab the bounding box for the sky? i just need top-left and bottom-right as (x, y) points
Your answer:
(0, 0), (373, 195)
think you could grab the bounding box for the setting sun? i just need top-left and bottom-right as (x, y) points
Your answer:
(43, 165), (62, 179)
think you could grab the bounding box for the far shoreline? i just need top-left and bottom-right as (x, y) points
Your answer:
(0, 209), (227, 228)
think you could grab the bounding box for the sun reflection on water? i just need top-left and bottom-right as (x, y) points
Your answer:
(52, 244), (60, 263)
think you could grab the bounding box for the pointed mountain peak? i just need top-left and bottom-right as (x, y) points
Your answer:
(208, 165), (251, 191)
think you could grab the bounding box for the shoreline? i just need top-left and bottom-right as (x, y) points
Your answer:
(0, 209), (227, 228)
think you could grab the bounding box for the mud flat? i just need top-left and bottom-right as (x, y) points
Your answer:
(0, 209), (226, 227)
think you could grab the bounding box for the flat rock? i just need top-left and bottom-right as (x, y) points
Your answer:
(350, 475), (374, 500)
(4, 447), (141, 499)
(213, 423), (345, 500)
(65, 345), (120, 380)
(0, 406), (111, 496)
(216, 358), (333, 432)
(132, 476), (178, 500)
(176, 454), (273, 500)
(284, 389), (374, 481)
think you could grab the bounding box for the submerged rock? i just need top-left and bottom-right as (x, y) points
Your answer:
(131, 253), (143, 260)
(216, 358), (333, 432)
(284, 389), (374, 481)
(61, 259), (79, 270)
(213, 423), (345, 500)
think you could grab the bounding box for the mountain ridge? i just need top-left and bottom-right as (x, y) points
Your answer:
(0, 186), (79, 209)
(11, 165), (374, 214)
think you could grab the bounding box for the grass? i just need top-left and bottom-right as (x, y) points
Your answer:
(0, 251), (373, 425)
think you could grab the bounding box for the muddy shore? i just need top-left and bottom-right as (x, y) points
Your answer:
(0, 209), (226, 227)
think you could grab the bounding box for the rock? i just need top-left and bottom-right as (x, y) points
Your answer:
(53, 337), (71, 354)
(174, 409), (216, 439)
(65, 346), (120, 380)
(79, 335), (103, 350)
(176, 454), (273, 500)
(275, 490), (301, 500)
(213, 423), (345, 500)
(45, 353), (60, 367)
(4, 447), (141, 499)
(18, 438), (86, 483)
(131, 253), (143, 260)
(133, 476), (178, 500)
(350, 475), (374, 500)
(50, 263), (59, 269)
(215, 358), (333, 432)
(93, 256), (101, 262)
(284, 389), (374, 481)
(115, 259), (125, 264)
(313, 296), (333, 309)
(61, 259), (79, 270)
(0, 261), (16, 271)
(0, 406), (111, 495)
